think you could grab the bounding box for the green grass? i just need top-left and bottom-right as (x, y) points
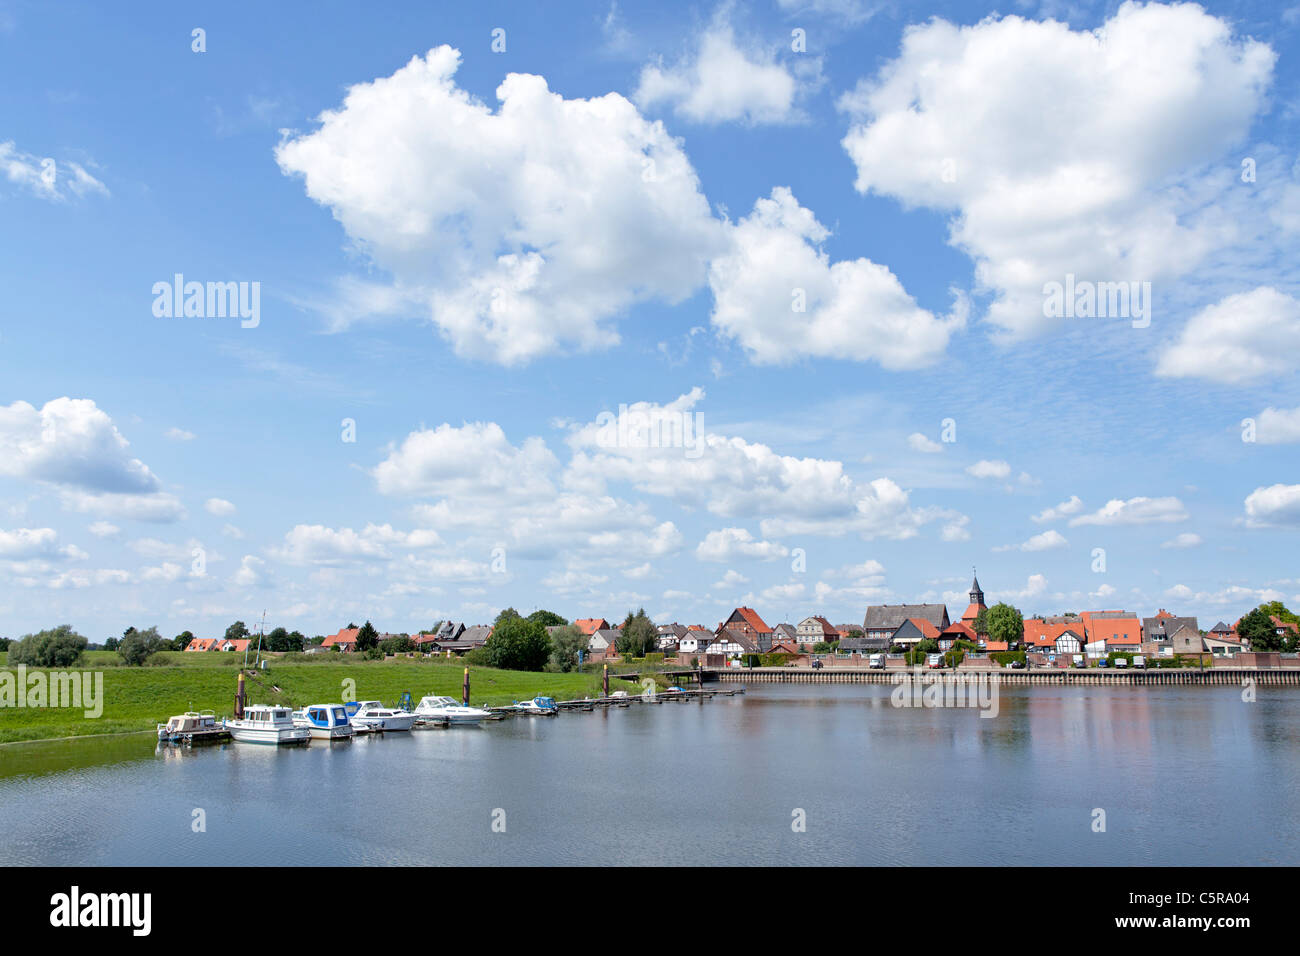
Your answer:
(0, 658), (637, 744)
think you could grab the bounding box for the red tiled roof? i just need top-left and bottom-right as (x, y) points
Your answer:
(1079, 612), (1141, 646)
(322, 627), (360, 647)
(909, 617), (941, 640)
(221, 638), (251, 652)
(1023, 619), (1085, 649)
(574, 618), (609, 636)
(731, 607), (772, 634)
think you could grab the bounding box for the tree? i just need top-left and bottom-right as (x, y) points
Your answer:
(118, 626), (166, 666)
(527, 609), (568, 628)
(617, 608), (657, 657)
(224, 620), (249, 643)
(973, 607), (990, 636)
(173, 630), (194, 651)
(984, 603), (1024, 647)
(354, 621), (379, 653)
(1238, 606), (1281, 651)
(8, 625), (88, 667)
(494, 607), (522, 626)
(547, 625), (586, 672)
(103, 636), (120, 651)
(263, 627), (304, 653)
(379, 635), (414, 655)
(483, 616), (551, 671)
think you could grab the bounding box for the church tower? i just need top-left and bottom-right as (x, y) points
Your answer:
(962, 569), (987, 625)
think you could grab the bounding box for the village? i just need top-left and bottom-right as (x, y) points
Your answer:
(180, 574), (1300, 671)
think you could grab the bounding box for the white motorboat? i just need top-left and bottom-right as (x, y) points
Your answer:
(292, 703), (354, 740)
(512, 696), (558, 716)
(224, 704), (311, 745)
(413, 695), (491, 725)
(347, 700), (415, 732)
(157, 710), (229, 744)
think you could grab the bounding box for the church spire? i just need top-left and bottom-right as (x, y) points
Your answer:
(970, 567), (984, 606)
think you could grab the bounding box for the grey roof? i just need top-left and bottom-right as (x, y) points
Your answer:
(863, 604), (949, 630)
(589, 628), (622, 648)
(1142, 615), (1199, 641)
(773, 623), (799, 641)
(708, 628), (758, 652)
(840, 636), (888, 652)
(460, 625), (492, 644)
(1210, 621), (1234, 634)
(656, 623), (689, 638)
(435, 621), (466, 641)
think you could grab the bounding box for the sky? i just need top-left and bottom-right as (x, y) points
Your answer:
(1, 0), (1298, 641)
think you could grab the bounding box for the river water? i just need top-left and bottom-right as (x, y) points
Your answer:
(1, 683), (1295, 865)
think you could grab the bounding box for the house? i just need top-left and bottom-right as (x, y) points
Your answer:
(862, 604), (950, 643)
(1079, 610), (1142, 657)
(588, 628), (622, 657)
(1203, 633), (1246, 657)
(772, 622), (799, 646)
(656, 623), (688, 651)
(322, 627), (360, 652)
(1209, 621), (1236, 641)
(1142, 609), (1199, 645)
(218, 638), (250, 653)
(706, 628), (758, 657)
(1271, 616), (1299, 643)
(184, 637), (219, 652)
(575, 618), (611, 636)
(839, 636), (883, 654)
(769, 638), (802, 654)
(432, 621), (466, 642)
(796, 615), (838, 644)
(720, 608), (773, 651)
(679, 630), (708, 654)
(891, 617), (941, 648)
(1023, 619), (1085, 656)
(938, 620), (978, 651)
(1167, 622), (1204, 656)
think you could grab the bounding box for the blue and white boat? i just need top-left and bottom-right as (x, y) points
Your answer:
(512, 696), (558, 716)
(292, 703), (354, 740)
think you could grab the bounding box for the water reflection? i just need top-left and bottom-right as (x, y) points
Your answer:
(0, 684), (1296, 865)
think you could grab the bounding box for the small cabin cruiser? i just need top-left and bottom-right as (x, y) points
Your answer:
(346, 700), (415, 732)
(512, 696), (558, 716)
(413, 695), (491, 725)
(224, 704), (311, 745)
(292, 703), (354, 740)
(157, 710), (229, 744)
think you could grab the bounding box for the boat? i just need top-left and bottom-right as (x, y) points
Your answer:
(512, 696), (558, 716)
(346, 700), (415, 732)
(413, 695), (491, 725)
(292, 703), (354, 740)
(224, 704), (311, 745)
(157, 710), (229, 744)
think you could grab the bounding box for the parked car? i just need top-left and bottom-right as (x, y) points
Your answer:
(1097, 658), (1109, 668)
(1132, 655), (1146, 669)
(1072, 654), (1086, 668)
(868, 653), (885, 669)
(1115, 656), (1128, 669)
(1009, 658), (1025, 669)
(925, 653), (944, 669)
(811, 658), (823, 669)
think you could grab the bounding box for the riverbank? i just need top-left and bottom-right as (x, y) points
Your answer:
(0, 658), (639, 744)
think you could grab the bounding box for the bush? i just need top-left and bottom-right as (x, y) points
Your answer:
(943, 649), (965, 668)
(7, 625), (88, 667)
(991, 651), (1026, 667)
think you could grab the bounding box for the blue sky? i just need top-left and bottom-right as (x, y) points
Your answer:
(1, 0), (1298, 641)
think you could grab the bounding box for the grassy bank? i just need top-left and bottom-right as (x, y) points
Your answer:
(0, 658), (637, 744)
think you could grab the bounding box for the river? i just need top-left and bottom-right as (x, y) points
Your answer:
(1, 682), (1296, 865)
